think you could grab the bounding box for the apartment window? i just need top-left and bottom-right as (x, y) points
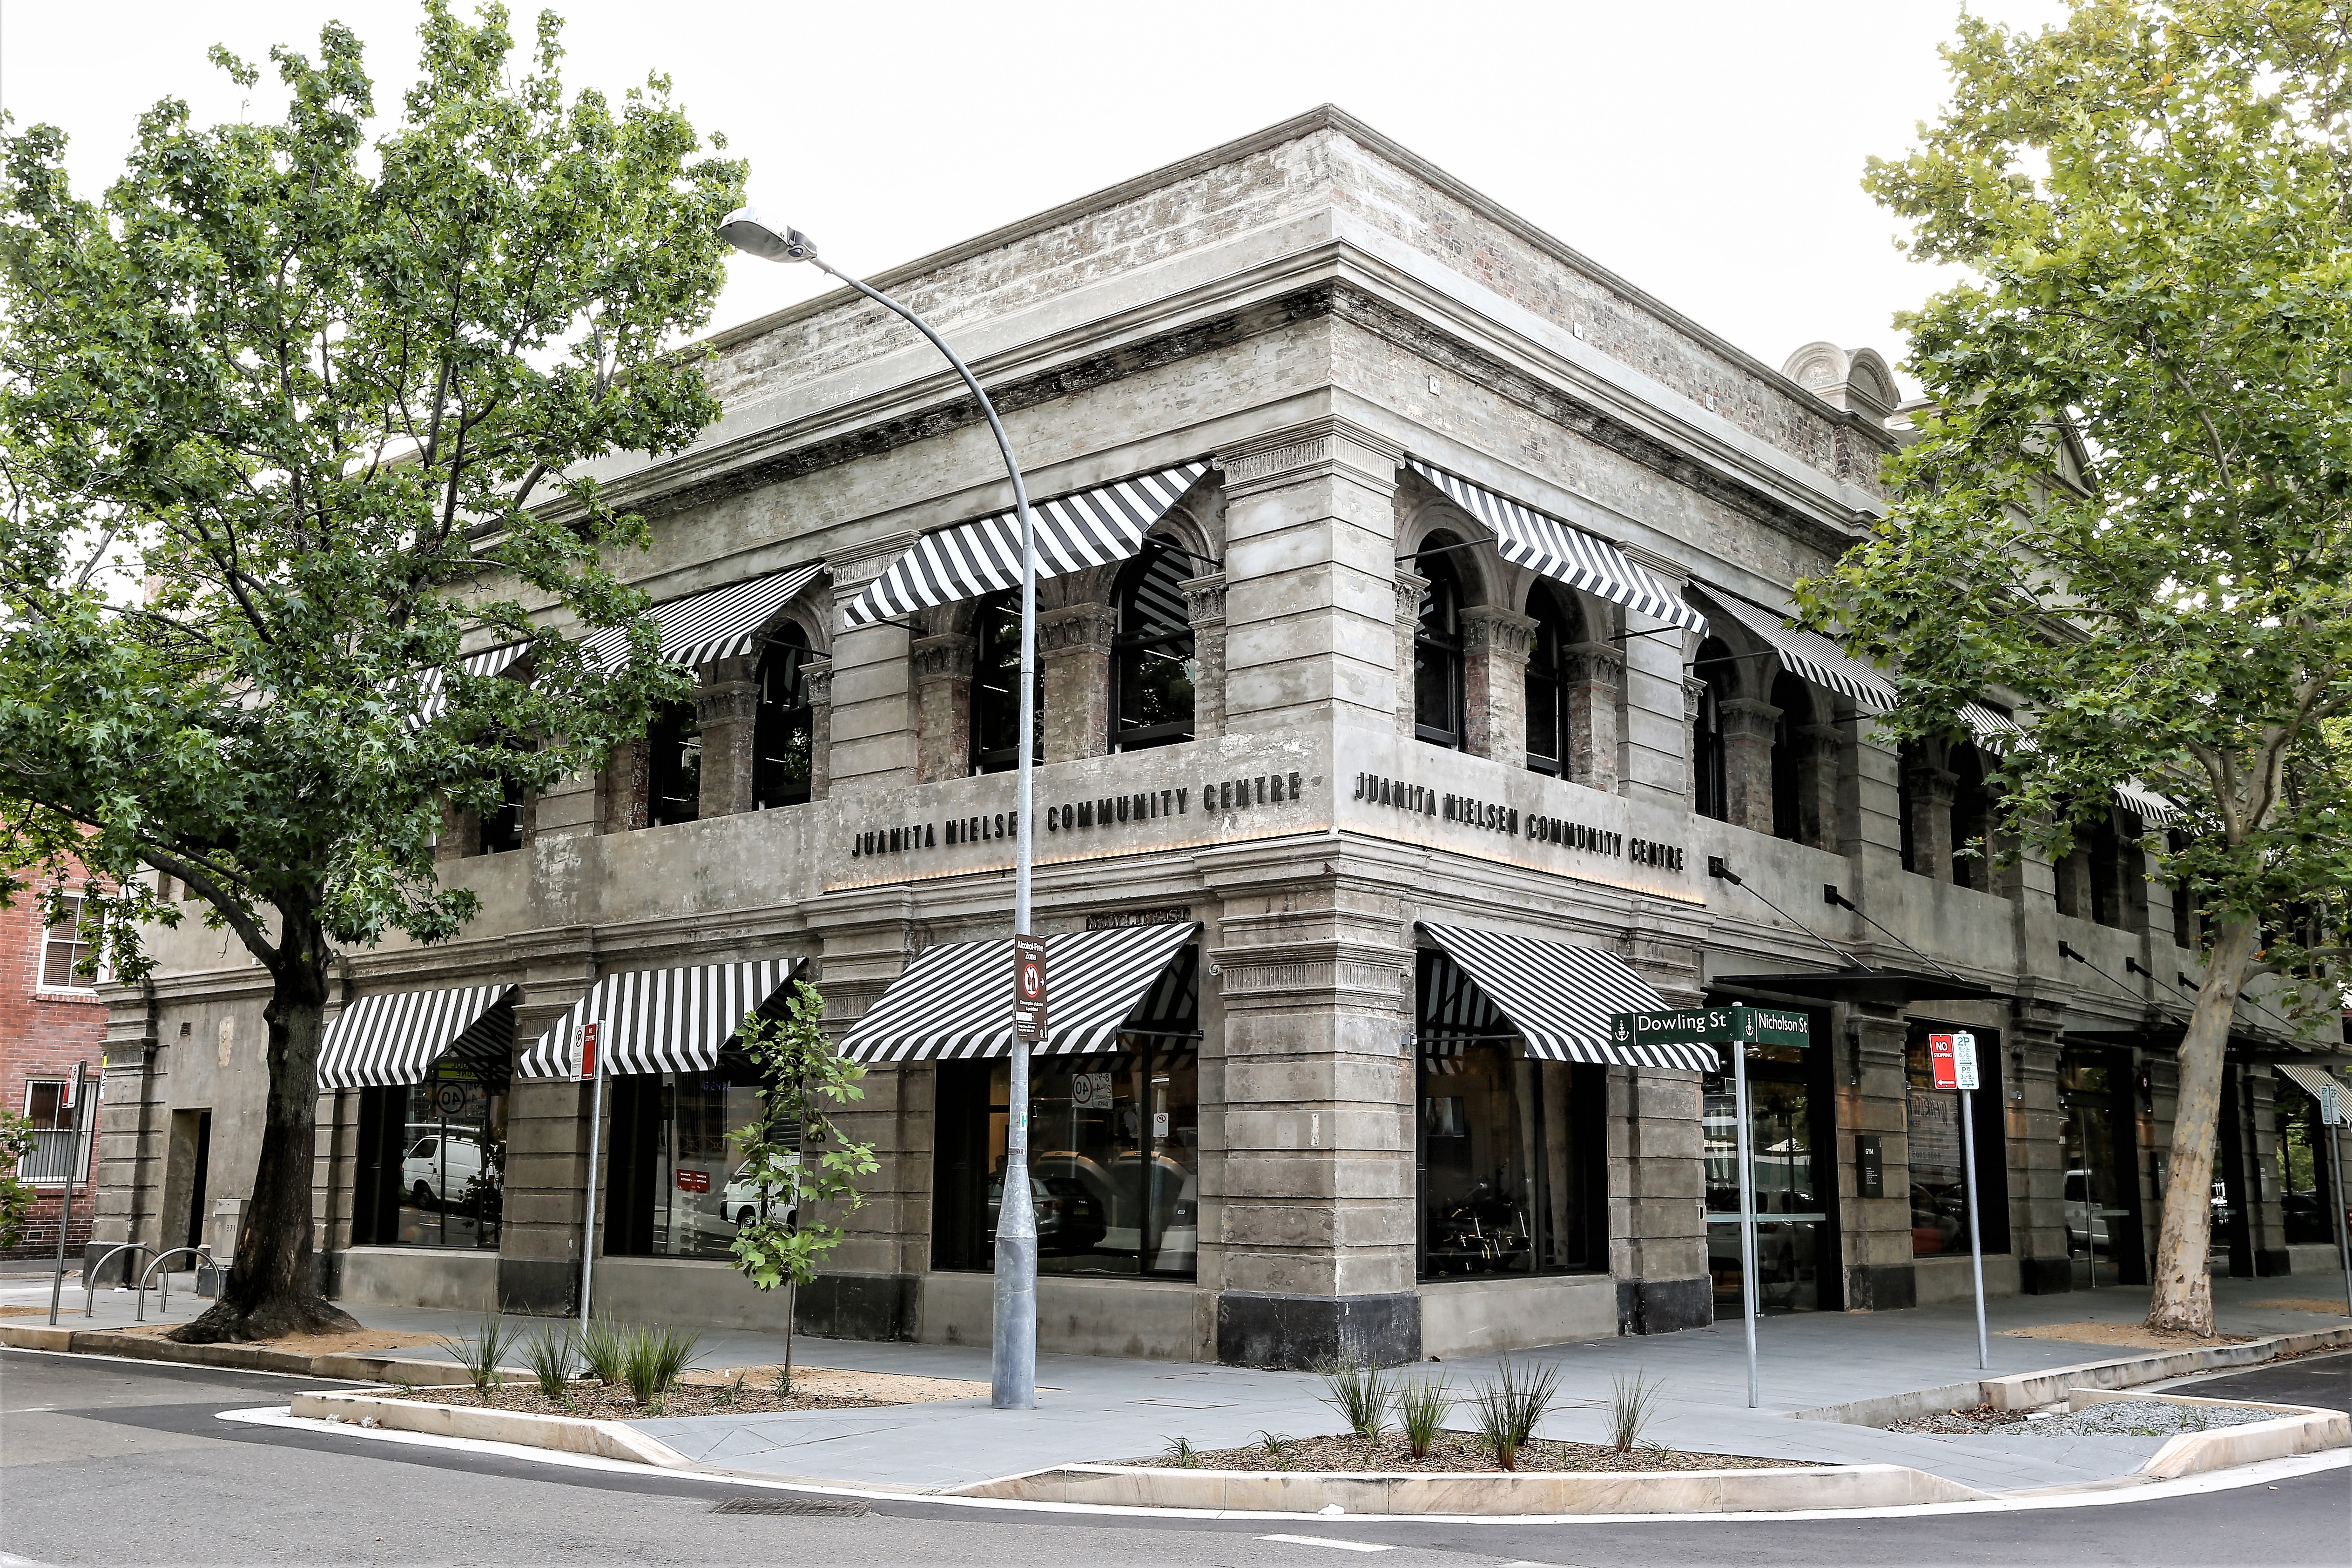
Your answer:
(1523, 585), (1582, 776)
(646, 700), (702, 826)
(1110, 544), (1195, 752)
(754, 625), (814, 809)
(39, 896), (104, 989)
(1413, 544), (1468, 749)
(1950, 745), (1992, 888)
(24, 1079), (75, 1130)
(970, 591), (1041, 775)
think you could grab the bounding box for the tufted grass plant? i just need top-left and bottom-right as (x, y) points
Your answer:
(1395, 1374), (1454, 1460)
(1467, 1356), (1563, 1472)
(524, 1326), (578, 1400)
(1607, 1370), (1665, 1453)
(438, 1308), (521, 1403)
(620, 1322), (702, 1405)
(578, 1316), (629, 1386)
(1314, 1356), (1392, 1444)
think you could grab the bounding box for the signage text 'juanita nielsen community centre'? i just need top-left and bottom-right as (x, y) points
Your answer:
(1349, 771), (1687, 872)
(849, 770), (1308, 860)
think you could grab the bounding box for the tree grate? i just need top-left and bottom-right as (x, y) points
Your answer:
(709, 1496), (870, 1517)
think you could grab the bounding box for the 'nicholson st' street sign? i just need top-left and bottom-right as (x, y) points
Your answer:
(1609, 1004), (1810, 1051)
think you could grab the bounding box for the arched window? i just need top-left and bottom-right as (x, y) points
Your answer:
(1524, 585), (1583, 776)
(1769, 672), (1811, 842)
(647, 700), (701, 826)
(1413, 543), (1468, 749)
(1691, 637), (1733, 821)
(478, 776), (526, 854)
(970, 591), (1040, 776)
(754, 622), (813, 809)
(1111, 544), (1194, 752)
(1950, 743), (1990, 888)
(1896, 739), (1928, 873)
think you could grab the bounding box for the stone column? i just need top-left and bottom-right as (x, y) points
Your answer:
(825, 534), (920, 794)
(496, 945), (600, 1314)
(910, 633), (976, 784)
(2008, 998), (2072, 1293)
(2246, 1069), (2289, 1276)
(1719, 696), (1781, 835)
(1038, 602), (1116, 764)
(1680, 675), (1709, 813)
(1842, 1006), (1918, 1310)
(1214, 419), (1405, 740)
(1564, 641), (1624, 793)
(1611, 939), (1711, 1333)
(1393, 570), (1428, 740)
(1796, 724), (1843, 850)
(1906, 754), (1958, 882)
(693, 654), (760, 819)
(802, 658), (834, 802)
(2052, 849), (2095, 919)
(598, 738), (650, 834)
(1460, 605), (1536, 763)
(1182, 572), (1227, 743)
(437, 801), (478, 862)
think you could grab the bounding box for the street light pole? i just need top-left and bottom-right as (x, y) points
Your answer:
(719, 210), (1038, 1410)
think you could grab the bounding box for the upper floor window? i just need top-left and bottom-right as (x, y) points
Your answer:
(39, 895), (105, 989)
(970, 591), (1040, 776)
(478, 776), (527, 855)
(755, 624), (814, 809)
(647, 701), (701, 826)
(1524, 585), (1583, 776)
(1111, 545), (1195, 753)
(1413, 544), (1468, 750)
(1950, 743), (1992, 889)
(1768, 672), (1808, 842)
(1691, 638), (1733, 821)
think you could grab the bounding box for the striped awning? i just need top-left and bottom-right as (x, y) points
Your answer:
(1691, 586), (1895, 711)
(1959, 704), (2183, 825)
(516, 959), (805, 1079)
(840, 461), (1211, 630)
(1404, 457), (1707, 635)
(840, 922), (1199, 1063)
(1417, 925), (1718, 1070)
(2277, 1063), (2352, 1125)
(585, 561), (826, 672)
(318, 984), (520, 1090)
(408, 643), (530, 731)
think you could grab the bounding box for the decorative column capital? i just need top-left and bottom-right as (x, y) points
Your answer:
(1037, 602), (1119, 655)
(1718, 696), (1783, 743)
(1180, 572), (1227, 629)
(799, 656), (833, 708)
(1215, 416), (1404, 499)
(1905, 760), (1959, 805)
(910, 632), (977, 681)
(1395, 569), (1430, 626)
(1460, 604), (1537, 663)
(1563, 639), (1625, 690)
(1682, 674), (1710, 720)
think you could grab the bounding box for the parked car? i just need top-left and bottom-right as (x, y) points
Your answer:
(984, 1169), (1108, 1255)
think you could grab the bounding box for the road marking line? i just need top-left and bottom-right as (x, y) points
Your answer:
(1257, 1535), (1392, 1553)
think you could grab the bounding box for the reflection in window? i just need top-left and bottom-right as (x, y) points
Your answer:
(933, 1049), (1200, 1278)
(1415, 1044), (1600, 1278)
(2276, 1081), (2338, 1247)
(605, 1051), (795, 1259)
(755, 624), (814, 809)
(1111, 545), (1195, 752)
(1902, 1027), (2007, 1258)
(39, 895), (104, 989)
(1523, 586), (1581, 776)
(646, 700), (701, 825)
(2059, 1050), (2141, 1285)
(970, 592), (1040, 776)
(1704, 1038), (1825, 1313)
(354, 1061), (507, 1250)
(1691, 639), (1733, 821)
(1413, 544), (1467, 749)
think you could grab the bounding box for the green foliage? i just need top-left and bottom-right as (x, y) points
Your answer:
(1314, 1356), (1392, 1443)
(1395, 1374), (1454, 1460)
(0, 1111), (37, 1249)
(1808, 0), (2352, 1003)
(1606, 1370), (1665, 1453)
(524, 1325), (577, 1400)
(1254, 1429), (1295, 1460)
(439, 1307), (520, 1400)
(618, 1322), (701, 1404)
(1466, 1357), (1561, 1472)
(1162, 1434), (1201, 1468)
(726, 983), (880, 1294)
(577, 1315), (628, 1386)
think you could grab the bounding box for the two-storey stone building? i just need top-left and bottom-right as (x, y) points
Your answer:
(87, 108), (2349, 1365)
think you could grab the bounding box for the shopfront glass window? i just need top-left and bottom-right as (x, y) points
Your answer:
(1416, 1045), (1599, 1279)
(933, 1049), (1199, 1277)
(2276, 1085), (2337, 1247)
(606, 1054), (784, 1260)
(356, 1061), (507, 1250)
(1901, 1028), (2007, 1258)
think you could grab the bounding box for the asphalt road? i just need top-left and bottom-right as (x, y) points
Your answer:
(2, 1348), (2345, 1568)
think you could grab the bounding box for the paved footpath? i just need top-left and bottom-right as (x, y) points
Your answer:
(7, 1267), (2345, 1497)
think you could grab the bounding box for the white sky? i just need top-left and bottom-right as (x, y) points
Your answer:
(1, 1), (2070, 392)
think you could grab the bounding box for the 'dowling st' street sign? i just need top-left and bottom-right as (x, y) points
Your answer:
(1609, 1004), (1810, 1051)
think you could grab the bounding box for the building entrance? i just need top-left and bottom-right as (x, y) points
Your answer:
(1705, 1035), (1838, 1314)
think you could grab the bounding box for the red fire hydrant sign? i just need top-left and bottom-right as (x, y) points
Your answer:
(1928, 1031), (1979, 1090)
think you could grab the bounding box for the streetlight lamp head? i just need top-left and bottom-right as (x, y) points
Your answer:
(719, 207), (817, 262)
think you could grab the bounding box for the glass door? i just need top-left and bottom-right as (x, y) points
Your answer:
(2059, 1049), (2145, 1286)
(1706, 1047), (1833, 1314)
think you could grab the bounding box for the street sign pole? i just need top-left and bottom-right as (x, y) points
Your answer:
(2326, 1092), (2352, 1318)
(1733, 1026), (1759, 1410)
(576, 1025), (604, 1327)
(1960, 1080), (1989, 1371)
(47, 1059), (88, 1326)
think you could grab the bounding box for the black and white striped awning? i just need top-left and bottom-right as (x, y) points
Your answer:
(318, 984), (520, 1090)
(585, 561), (826, 672)
(841, 461), (1211, 630)
(1958, 702), (2182, 825)
(516, 959), (805, 1079)
(1404, 457), (1707, 636)
(1417, 925), (1718, 1070)
(840, 922), (1199, 1063)
(408, 643), (530, 731)
(2276, 1064), (2351, 1125)
(1690, 585), (1895, 711)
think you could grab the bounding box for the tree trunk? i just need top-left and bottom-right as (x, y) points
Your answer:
(2144, 913), (2263, 1335)
(171, 903), (359, 1343)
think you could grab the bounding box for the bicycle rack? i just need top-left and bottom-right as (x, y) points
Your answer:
(84, 1243), (161, 1318)
(136, 1246), (217, 1322)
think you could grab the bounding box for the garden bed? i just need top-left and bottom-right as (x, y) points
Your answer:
(376, 1377), (883, 1420)
(1123, 1432), (1813, 1474)
(1890, 1398), (2285, 1438)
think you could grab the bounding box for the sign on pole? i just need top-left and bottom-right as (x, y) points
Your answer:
(1929, 1030), (1992, 1369)
(573, 1022), (600, 1081)
(1928, 1031), (1959, 1089)
(1014, 933), (1049, 1043)
(578, 1020), (606, 1325)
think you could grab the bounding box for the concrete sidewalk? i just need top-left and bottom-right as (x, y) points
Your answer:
(7, 1268), (2345, 1496)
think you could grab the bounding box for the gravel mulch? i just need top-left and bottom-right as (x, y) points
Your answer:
(1890, 1399), (2282, 1438)
(375, 1378), (886, 1420)
(1123, 1432), (1813, 1474)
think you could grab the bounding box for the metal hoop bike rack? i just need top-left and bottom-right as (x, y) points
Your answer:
(136, 1246), (218, 1322)
(82, 1243), (161, 1318)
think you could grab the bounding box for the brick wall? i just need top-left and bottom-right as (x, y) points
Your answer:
(2, 860), (107, 1260)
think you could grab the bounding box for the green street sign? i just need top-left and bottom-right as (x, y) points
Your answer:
(1609, 1004), (1811, 1050)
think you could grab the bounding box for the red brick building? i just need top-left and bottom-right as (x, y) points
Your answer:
(1, 863), (108, 1262)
